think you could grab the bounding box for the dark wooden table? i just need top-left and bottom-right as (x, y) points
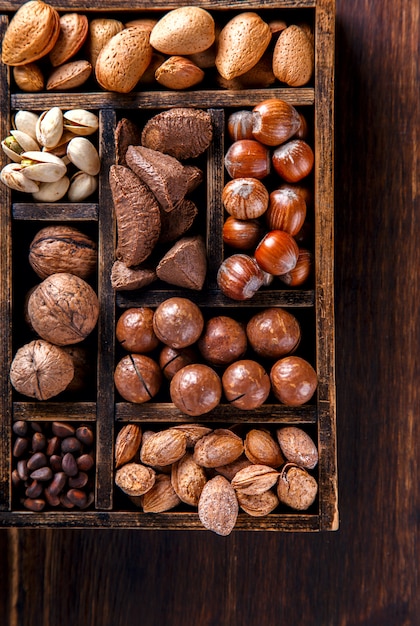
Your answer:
(0, 1), (418, 624)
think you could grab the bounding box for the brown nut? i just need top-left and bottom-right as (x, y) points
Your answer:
(198, 316), (247, 366)
(193, 429), (244, 468)
(170, 364), (222, 417)
(246, 308), (301, 359)
(198, 475), (238, 536)
(116, 307), (160, 354)
(237, 490), (279, 517)
(155, 56), (205, 90)
(140, 428), (187, 467)
(276, 426), (318, 469)
(222, 360), (270, 410)
(115, 424), (142, 468)
(159, 345), (199, 381)
(222, 178), (269, 220)
(171, 452), (208, 506)
(153, 297), (204, 349)
(114, 354), (162, 404)
(244, 429), (284, 468)
(231, 464), (279, 495)
(115, 462), (156, 496)
(272, 25), (314, 87)
(277, 464), (318, 510)
(141, 474), (181, 513)
(270, 356), (318, 406)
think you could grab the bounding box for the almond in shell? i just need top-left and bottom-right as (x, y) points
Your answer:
(198, 475), (238, 536)
(115, 462), (155, 496)
(46, 60), (92, 91)
(49, 13), (89, 67)
(193, 429), (244, 469)
(141, 474), (181, 513)
(86, 18), (124, 68)
(150, 7), (215, 56)
(13, 63), (45, 92)
(115, 424), (142, 468)
(272, 24), (314, 87)
(155, 56), (205, 90)
(140, 428), (187, 468)
(244, 429), (284, 468)
(171, 452), (207, 506)
(231, 464), (279, 495)
(237, 489), (279, 517)
(277, 464), (318, 510)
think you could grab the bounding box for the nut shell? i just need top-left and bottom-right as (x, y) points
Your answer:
(153, 297), (204, 349)
(170, 364), (222, 417)
(150, 7), (215, 55)
(198, 475), (238, 536)
(27, 273), (99, 346)
(270, 356), (318, 406)
(115, 462), (155, 496)
(276, 426), (318, 469)
(222, 360), (270, 410)
(272, 25), (314, 87)
(114, 354), (162, 404)
(171, 452), (207, 506)
(193, 429), (244, 468)
(140, 428), (187, 467)
(277, 464), (318, 510)
(246, 307), (301, 359)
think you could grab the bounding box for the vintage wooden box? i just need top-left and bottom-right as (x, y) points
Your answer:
(0, 0), (337, 531)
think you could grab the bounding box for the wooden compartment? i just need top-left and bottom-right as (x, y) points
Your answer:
(0, 0), (336, 531)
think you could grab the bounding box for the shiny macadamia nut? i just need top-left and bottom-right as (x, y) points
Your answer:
(198, 316), (247, 366)
(159, 345), (199, 380)
(222, 359), (270, 409)
(116, 307), (160, 353)
(270, 356), (317, 406)
(170, 363), (222, 416)
(153, 297), (204, 349)
(114, 354), (162, 403)
(246, 308), (301, 358)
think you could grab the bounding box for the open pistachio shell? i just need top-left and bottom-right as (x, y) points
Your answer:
(0, 163), (40, 192)
(63, 109), (99, 136)
(36, 107), (64, 149)
(1, 130), (40, 162)
(32, 176), (70, 202)
(20, 151), (67, 183)
(13, 111), (40, 140)
(67, 137), (100, 176)
(68, 171), (98, 202)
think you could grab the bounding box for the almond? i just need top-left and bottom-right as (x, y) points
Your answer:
(155, 56), (205, 90)
(2, 0), (60, 66)
(198, 475), (238, 536)
(13, 63), (44, 92)
(276, 426), (318, 469)
(140, 428), (187, 467)
(46, 60), (92, 91)
(115, 462), (156, 496)
(86, 18), (124, 68)
(115, 424), (142, 468)
(215, 454), (252, 481)
(193, 429), (244, 468)
(237, 489), (279, 517)
(49, 13), (89, 67)
(215, 12), (271, 81)
(171, 452), (207, 506)
(141, 474), (181, 512)
(231, 464), (279, 496)
(244, 429), (284, 468)
(277, 464), (318, 510)
(171, 424), (213, 448)
(272, 24), (314, 87)
(150, 7), (215, 56)
(95, 27), (152, 93)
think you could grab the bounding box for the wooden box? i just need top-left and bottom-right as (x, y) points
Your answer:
(0, 0), (337, 531)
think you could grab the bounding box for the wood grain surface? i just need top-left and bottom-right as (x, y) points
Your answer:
(0, 0), (419, 624)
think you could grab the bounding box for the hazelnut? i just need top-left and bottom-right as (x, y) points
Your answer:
(116, 307), (160, 353)
(265, 186), (307, 236)
(170, 364), (222, 416)
(222, 359), (270, 409)
(227, 110), (255, 141)
(198, 316), (247, 366)
(222, 178), (269, 220)
(217, 254), (264, 301)
(254, 230), (299, 276)
(224, 139), (271, 179)
(251, 98), (301, 146)
(114, 354), (162, 403)
(270, 356), (318, 406)
(272, 139), (314, 182)
(153, 297), (204, 349)
(246, 308), (301, 358)
(222, 216), (263, 250)
(278, 248), (313, 287)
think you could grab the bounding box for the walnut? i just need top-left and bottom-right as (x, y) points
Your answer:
(10, 339), (74, 400)
(27, 273), (99, 346)
(28, 225), (97, 280)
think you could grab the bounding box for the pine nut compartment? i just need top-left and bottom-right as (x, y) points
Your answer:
(0, 0), (336, 532)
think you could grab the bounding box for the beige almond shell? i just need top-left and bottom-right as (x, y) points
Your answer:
(141, 474), (181, 513)
(13, 63), (45, 92)
(115, 462), (156, 496)
(231, 464), (280, 496)
(140, 428), (187, 468)
(86, 18), (124, 68)
(276, 426), (318, 469)
(215, 12), (272, 81)
(193, 429), (244, 468)
(115, 424), (142, 468)
(1, 0), (60, 66)
(171, 452), (207, 506)
(215, 454), (252, 481)
(171, 424), (213, 448)
(49, 13), (89, 67)
(95, 27), (152, 94)
(272, 25), (314, 87)
(277, 464), (318, 510)
(237, 489), (279, 517)
(244, 429), (284, 468)
(155, 56), (205, 90)
(46, 60), (92, 91)
(150, 7), (215, 55)
(198, 475), (238, 536)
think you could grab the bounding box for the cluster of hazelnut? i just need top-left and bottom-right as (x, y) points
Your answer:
(114, 423), (318, 535)
(2, 2), (313, 93)
(9, 225), (98, 401)
(0, 107), (100, 202)
(114, 297), (317, 414)
(217, 98), (314, 301)
(12, 421), (95, 512)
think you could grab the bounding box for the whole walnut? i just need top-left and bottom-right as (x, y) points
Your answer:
(27, 273), (99, 346)
(28, 225), (97, 279)
(10, 339), (74, 400)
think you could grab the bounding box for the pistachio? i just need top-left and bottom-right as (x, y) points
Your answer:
(13, 110), (39, 140)
(67, 137), (100, 176)
(20, 151), (67, 183)
(42, 130), (76, 159)
(0, 163), (40, 192)
(36, 107), (64, 149)
(67, 171), (98, 202)
(1, 130), (40, 162)
(32, 176), (70, 202)
(63, 109), (99, 136)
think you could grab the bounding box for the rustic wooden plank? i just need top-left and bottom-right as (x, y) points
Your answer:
(115, 401), (318, 423)
(95, 108), (117, 510)
(0, 511), (320, 531)
(0, 15), (11, 511)
(12, 203), (98, 221)
(206, 109), (225, 289)
(12, 402), (97, 421)
(314, 0), (337, 530)
(117, 289), (315, 308)
(11, 89), (315, 111)
(0, 1), (317, 12)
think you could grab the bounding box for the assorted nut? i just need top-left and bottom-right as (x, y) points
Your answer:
(0, 106), (100, 201)
(114, 423), (318, 534)
(12, 421), (95, 511)
(2, 3), (313, 92)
